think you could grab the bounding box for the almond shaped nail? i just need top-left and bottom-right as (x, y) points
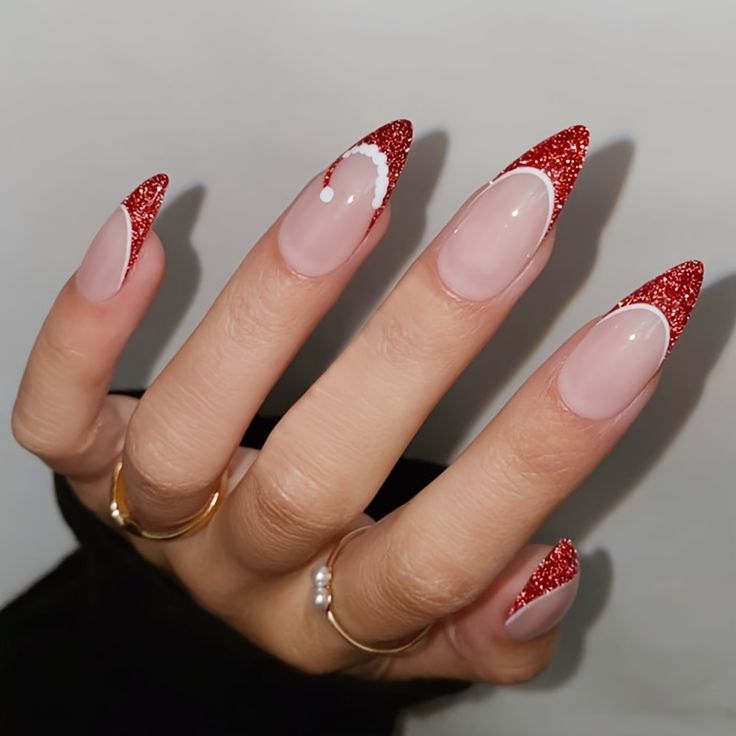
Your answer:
(76, 173), (169, 302)
(505, 539), (580, 642)
(435, 125), (589, 301)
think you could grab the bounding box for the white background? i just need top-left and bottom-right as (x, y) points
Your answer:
(1, 2), (734, 734)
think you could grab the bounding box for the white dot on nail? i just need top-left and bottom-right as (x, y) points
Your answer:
(320, 186), (334, 203)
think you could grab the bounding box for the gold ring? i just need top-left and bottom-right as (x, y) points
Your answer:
(313, 526), (432, 655)
(109, 459), (226, 540)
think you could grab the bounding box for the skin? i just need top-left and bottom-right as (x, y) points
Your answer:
(12, 169), (661, 683)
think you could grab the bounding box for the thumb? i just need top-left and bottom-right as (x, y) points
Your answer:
(381, 540), (580, 682)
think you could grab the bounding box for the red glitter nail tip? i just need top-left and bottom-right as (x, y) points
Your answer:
(121, 173), (169, 275)
(495, 125), (589, 231)
(507, 539), (580, 618)
(610, 260), (704, 353)
(322, 119), (413, 230)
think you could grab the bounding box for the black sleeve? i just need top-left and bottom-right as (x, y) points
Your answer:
(0, 414), (467, 735)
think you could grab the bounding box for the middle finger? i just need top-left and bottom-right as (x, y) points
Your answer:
(223, 125), (590, 570)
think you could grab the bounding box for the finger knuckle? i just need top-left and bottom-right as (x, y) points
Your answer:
(123, 428), (205, 506)
(500, 418), (577, 486)
(231, 460), (332, 569)
(11, 402), (42, 454)
(384, 539), (476, 620)
(251, 465), (315, 536)
(38, 324), (84, 367)
(220, 281), (284, 353)
(364, 309), (437, 370)
(11, 400), (92, 462)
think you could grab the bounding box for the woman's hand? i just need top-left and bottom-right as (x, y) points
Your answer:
(12, 121), (703, 681)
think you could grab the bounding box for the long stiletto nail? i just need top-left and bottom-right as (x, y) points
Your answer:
(505, 539), (580, 642)
(436, 125), (589, 301)
(278, 119), (413, 277)
(558, 260), (704, 420)
(76, 174), (169, 302)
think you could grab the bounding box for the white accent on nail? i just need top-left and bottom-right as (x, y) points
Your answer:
(319, 186), (334, 203)
(117, 204), (133, 291)
(596, 303), (671, 366)
(341, 142), (389, 209)
(489, 166), (555, 235)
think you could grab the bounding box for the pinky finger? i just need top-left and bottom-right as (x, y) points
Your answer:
(382, 541), (579, 682)
(12, 175), (168, 485)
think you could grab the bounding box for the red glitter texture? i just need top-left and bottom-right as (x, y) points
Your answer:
(121, 173), (169, 275)
(507, 539), (580, 618)
(322, 119), (413, 230)
(495, 125), (589, 231)
(610, 260), (704, 353)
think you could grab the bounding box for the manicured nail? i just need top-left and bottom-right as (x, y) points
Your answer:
(76, 174), (169, 302)
(505, 539), (580, 642)
(436, 125), (589, 301)
(278, 119), (413, 277)
(558, 260), (704, 420)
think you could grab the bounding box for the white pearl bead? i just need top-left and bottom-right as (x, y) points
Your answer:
(313, 588), (331, 609)
(312, 565), (331, 586)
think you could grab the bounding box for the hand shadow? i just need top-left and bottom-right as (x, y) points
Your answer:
(524, 273), (736, 688)
(263, 130), (449, 412)
(409, 137), (635, 459)
(113, 186), (205, 388)
(400, 278), (736, 723)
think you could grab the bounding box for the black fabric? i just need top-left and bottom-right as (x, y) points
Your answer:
(0, 414), (465, 735)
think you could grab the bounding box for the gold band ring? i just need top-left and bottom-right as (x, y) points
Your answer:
(109, 459), (226, 540)
(313, 526), (432, 655)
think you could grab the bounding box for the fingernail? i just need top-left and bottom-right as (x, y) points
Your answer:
(278, 119), (413, 276)
(505, 539), (580, 642)
(436, 125), (589, 301)
(558, 260), (704, 420)
(76, 174), (169, 302)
